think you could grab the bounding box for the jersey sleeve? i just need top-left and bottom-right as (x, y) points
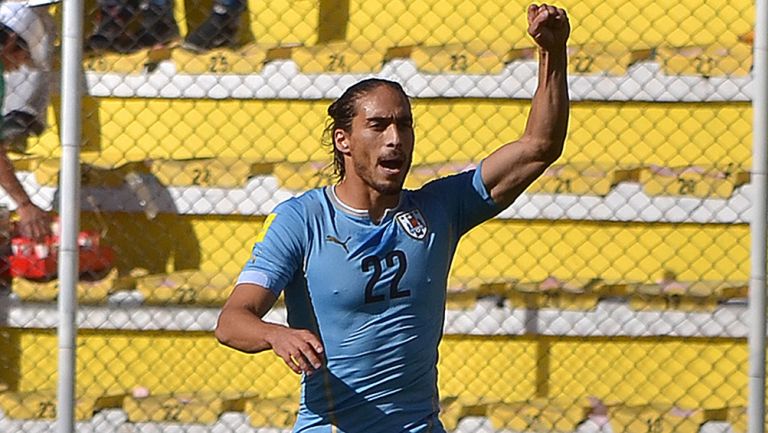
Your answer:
(236, 199), (306, 297)
(421, 160), (503, 236)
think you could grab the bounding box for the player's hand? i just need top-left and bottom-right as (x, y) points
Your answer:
(266, 326), (325, 375)
(527, 4), (570, 51)
(16, 202), (51, 242)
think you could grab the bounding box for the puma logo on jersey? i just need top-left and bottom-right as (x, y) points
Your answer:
(326, 235), (351, 253)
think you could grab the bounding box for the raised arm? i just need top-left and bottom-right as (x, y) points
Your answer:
(481, 4), (570, 208)
(216, 283), (324, 375)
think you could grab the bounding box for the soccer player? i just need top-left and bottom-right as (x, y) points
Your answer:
(216, 4), (569, 432)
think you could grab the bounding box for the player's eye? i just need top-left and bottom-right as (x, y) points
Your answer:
(370, 121), (388, 131)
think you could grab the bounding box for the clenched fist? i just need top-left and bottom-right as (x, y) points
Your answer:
(527, 4), (570, 51)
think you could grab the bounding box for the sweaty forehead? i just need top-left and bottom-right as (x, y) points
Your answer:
(355, 86), (411, 120)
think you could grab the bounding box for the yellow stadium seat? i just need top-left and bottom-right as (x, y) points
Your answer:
(724, 406), (765, 433)
(445, 277), (517, 309)
(245, 396), (298, 429)
(0, 389), (125, 420)
(445, 289), (482, 310)
(19, 158), (145, 188)
(568, 43), (652, 76)
(171, 43), (272, 75)
(148, 158), (271, 188)
(656, 42), (753, 77)
(409, 41), (530, 74)
(486, 398), (588, 432)
(290, 41), (389, 73)
(639, 164), (750, 199)
(509, 277), (607, 310)
(629, 279), (749, 311)
(727, 406), (745, 433)
(527, 162), (628, 196)
(607, 403), (708, 433)
(273, 161), (336, 191)
(134, 270), (237, 306)
(83, 49), (157, 74)
(717, 281), (749, 300)
(124, 391), (251, 424)
(12, 268), (121, 304)
(439, 397), (488, 431)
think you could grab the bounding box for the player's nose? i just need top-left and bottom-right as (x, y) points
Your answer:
(383, 123), (402, 148)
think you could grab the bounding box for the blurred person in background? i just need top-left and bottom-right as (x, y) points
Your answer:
(181, 0), (245, 52)
(0, 2), (52, 241)
(86, 0), (245, 52)
(86, 0), (179, 52)
(216, 4), (570, 432)
(2, 1), (56, 146)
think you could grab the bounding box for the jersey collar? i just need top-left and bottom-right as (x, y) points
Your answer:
(325, 185), (404, 223)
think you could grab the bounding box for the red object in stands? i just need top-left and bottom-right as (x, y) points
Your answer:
(8, 230), (114, 280)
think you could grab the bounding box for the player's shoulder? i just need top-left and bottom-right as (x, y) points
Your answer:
(413, 167), (477, 197)
(272, 187), (328, 220)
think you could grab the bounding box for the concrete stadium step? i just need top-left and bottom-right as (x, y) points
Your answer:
(605, 402), (719, 433)
(170, 44), (273, 75)
(147, 157), (272, 188)
(628, 280), (748, 312)
(76, 40), (754, 78)
(486, 397), (588, 432)
(133, 269), (240, 306)
(124, 390), (254, 424)
(289, 41), (390, 74)
(445, 276), (748, 312)
(526, 162), (631, 196)
(638, 164), (751, 199)
(0, 389), (125, 421)
(408, 41), (521, 75)
(245, 396), (297, 429)
(11, 268), (124, 304)
(656, 42), (753, 78)
(725, 406), (768, 433)
(7, 267), (749, 311)
(83, 49), (156, 75)
(567, 43), (653, 76)
(0, 389), (744, 433)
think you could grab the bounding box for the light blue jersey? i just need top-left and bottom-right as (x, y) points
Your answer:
(237, 165), (501, 433)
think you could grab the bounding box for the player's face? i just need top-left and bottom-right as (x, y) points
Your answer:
(342, 85), (414, 195)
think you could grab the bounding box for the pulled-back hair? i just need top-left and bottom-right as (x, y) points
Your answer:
(322, 78), (409, 180)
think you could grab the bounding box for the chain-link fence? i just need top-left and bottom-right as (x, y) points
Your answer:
(0, 0), (759, 431)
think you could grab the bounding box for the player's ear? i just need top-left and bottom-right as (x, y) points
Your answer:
(334, 129), (351, 154)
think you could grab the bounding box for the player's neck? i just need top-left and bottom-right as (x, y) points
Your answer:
(334, 179), (401, 223)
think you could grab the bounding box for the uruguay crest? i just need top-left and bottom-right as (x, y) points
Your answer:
(396, 209), (429, 240)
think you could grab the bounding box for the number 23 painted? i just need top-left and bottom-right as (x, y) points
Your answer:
(362, 250), (410, 304)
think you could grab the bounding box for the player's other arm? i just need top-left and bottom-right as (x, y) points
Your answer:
(216, 283), (324, 375)
(481, 4), (570, 209)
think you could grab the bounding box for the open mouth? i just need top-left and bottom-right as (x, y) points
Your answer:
(378, 157), (405, 175)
